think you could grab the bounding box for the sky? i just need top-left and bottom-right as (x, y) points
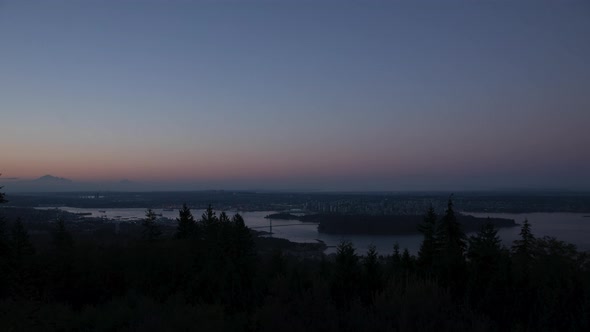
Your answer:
(1, 0), (589, 191)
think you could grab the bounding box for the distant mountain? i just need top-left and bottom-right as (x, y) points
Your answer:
(1, 174), (77, 192)
(34, 175), (72, 183)
(0, 175), (150, 193)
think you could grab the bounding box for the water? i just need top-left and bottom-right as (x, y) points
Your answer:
(468, 212), (590, 252)
(38, 207), (590, 255)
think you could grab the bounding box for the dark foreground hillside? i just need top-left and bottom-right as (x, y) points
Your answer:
(1, 199), (589, 331)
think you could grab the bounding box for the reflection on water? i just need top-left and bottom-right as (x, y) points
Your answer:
(38, 207), (590, 255)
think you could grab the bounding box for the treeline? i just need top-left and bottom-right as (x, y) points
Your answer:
(0, 195), (589, 331)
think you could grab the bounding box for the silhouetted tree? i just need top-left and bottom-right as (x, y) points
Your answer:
(512, 218), (535, 282)
(436, 195), (466, 255)
(512, 218), (534, 259)
(528, 236), (587, 331)
(0, 216), (8, 260)
(230, 213), (255, 258)
(393, 242), (400, 258)
(418, 205), (438, 270)
(363, 244), (382, 300)
(142, 209), (162, 241)
(401, 248), (414, 271)
(53, 216), (74, 252)
(335, 240), (358, 263)
(468, 221), (502, 267)
(216, 213), (256, 267)
(175, 203), (196, 239)
(0, 174), (7, 204)
(364, 245), (379, 274)
(0, 181), (10, 300)
(219, 211), (230, 223)
(11, 217), (35, 260)
(435, 195), (466, 289)
(466, 220), (503, 308)
(225, 213), (256, 307)
(0, 177), (7, 258)
(389, 242), (401, 270)
(332, 240), (360, 306)
(200, 204), (217, 227)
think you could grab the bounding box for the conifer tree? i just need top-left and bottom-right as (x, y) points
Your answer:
(401, 248), (413, 270)
(0, 210), (8, 300)
(511, 218), (535, 280)
(418, 205), (438, 269)
(364, 245), (379, 276)
(219, 211), (230, 223)
(0, 181), (9, 259)
(512, 218), (534, 258)
(468, 220), (502, 263)
(53, 216), (74, 252)
(0, 174), (7, 204)
(333, 240), (360, 306)
(175, 203), (196, 239)
(229, 213), (256, 290)
(467, 220), (502, 283)
(435, 195), (466, 288)
(390, 242), (401, 268)
(362, 244), (381, 302)
(200, 204), (217, 226)
(11, 217), (35, 259)
(436, 195), (466, 260)
(199, 205), (220, 246)
(142, 209), (162, 242)
(231, 213), (254, 258)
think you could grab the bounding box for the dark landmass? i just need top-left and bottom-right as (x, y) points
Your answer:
(4, 191), (306, 212)
(4, 190), (590, 213)
(265, 211), (516, 235)
(315, 214), (516, 234)
(1, 193), (589, 331)
(264, 212), (302, 220)
(0, 206), (325, 257)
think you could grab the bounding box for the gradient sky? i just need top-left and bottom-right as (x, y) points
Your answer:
(1, 0), (589, 191)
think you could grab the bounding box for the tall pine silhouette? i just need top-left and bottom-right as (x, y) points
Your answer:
(11, 217), (35, 260)
(418, 205), (438, 270)
(175, 203), (196, 239)
(435, 195), (466, 288)
(142, 209), (162, 241)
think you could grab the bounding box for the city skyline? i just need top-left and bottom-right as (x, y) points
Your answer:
(1, 0), (589, 191)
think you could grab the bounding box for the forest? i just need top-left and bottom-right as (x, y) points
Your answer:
(1, 187), (589, 331)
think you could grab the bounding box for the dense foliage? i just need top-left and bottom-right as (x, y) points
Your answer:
(0, 194), (589, 331)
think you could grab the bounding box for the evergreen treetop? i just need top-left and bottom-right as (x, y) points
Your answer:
(142, 209), (162, 242)
(0, 173), (7, 204)
(175, 203), (196, 239)
(11, 217), (35, 258)
(53, 216), (74, 252)
(418, 205), (438, 268)
(437, 195), (466, 254)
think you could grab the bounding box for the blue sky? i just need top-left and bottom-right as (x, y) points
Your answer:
(1, 0), (589, 191)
